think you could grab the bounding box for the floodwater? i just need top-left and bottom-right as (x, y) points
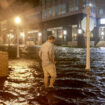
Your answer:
(0, 47), (105, 105)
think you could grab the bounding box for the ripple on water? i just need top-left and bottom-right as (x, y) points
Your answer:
(0, 48), (105, 105)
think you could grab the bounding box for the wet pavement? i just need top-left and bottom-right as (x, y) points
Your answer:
(0, 47), (105, 105)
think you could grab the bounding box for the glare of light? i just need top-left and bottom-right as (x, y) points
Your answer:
(20, 32), (25, 38)
(101, 31), (104, 35)
(10, 34), (14, 39)
(89, 3), (93, 7)
(15, 16), (21, 24)
(38, 32), (42, 37)
(63, 30), (67, 35)
(100, 19), (105, 24)
(78, 29), (83, 34)
(8, 34), (14, 39)
(102, 36), (104, 39)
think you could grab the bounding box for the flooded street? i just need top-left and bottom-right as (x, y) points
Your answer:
(0, 47), (105, 105)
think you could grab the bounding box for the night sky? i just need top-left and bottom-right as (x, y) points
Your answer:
(0, 0), (40, 20)
(14, 0), (40, 6)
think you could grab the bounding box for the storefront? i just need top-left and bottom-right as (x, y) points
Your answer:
(41, 24), (80, 46)
(47, 27), (66, 45)
(98, 18), (105, 41)
(41, 12), (85, 46)
(26, 30), (42, 46)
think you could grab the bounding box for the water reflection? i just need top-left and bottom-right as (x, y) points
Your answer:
(0, 59), (42, 105)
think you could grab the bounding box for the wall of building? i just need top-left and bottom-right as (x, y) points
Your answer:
(41, 0), (85, 21)
(40, 0), (97, 46)
(95, 1), (105, 43)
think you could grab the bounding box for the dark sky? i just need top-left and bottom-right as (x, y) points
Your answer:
(0, 0), (40, 20)
(0, 0), (40, 9)
(14, 0), (39, 6)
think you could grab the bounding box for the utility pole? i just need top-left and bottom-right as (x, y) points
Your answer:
(15, 16), (21, 58)
(16, 26), (20, 58)
(86, 5), (91, 70)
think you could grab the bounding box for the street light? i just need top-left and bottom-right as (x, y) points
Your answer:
(101, 31), (104, 36)
(14, 16), (21, 58)
(15, 17), (21, 24)
(78, 28), (83, 34)
(63, 30), (67, 41)
(63, 30), (67, 35)
(38, 32), (42, 37)
(89, 3), (93, 7)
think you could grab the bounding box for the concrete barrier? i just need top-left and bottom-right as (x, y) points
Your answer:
(0, 51), (8, 77)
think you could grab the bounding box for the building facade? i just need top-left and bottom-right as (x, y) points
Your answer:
(96, 0), (105, 42)
(40, 0), (97, 47)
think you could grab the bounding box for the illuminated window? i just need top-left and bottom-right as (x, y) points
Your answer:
(72, 25), (78, 41)
(100, 19), (105, 24)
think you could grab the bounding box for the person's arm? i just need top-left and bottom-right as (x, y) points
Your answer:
(49, 53), (55, 64)
(39, 48), (42, 60)
(49, 46), (55, 64)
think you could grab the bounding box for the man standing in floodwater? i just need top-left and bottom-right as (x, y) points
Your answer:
(39, 35), (56, 88)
